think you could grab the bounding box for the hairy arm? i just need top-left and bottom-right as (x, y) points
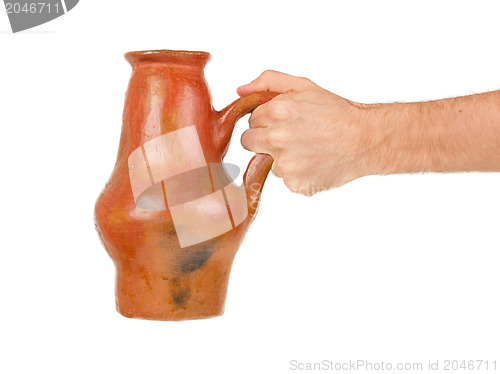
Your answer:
(238, 71), (500, 195)
(363, 91), (500, 174)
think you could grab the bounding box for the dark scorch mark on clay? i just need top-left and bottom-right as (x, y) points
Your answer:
(172, 287), (191, 307)
(179, 244), (217, 274)
(169, 277), (191, 308)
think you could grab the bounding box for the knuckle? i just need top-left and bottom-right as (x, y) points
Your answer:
(298, 76), (315, 87)
(266, 129), (289, 149)
(265, 100), (292, 121)
(259, 70), (276, 81)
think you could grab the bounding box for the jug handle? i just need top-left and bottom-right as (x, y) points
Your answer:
(217, 91), (280, 215)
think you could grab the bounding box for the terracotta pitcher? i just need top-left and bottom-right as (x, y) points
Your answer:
(94, 50), (277, 320)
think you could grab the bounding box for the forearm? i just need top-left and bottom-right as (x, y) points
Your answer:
(362, 91), (500, 175)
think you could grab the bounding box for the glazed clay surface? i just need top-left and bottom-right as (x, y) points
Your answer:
(94, 50), (276, 320)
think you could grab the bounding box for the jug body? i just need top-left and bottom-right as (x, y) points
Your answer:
(95, 50), (274, 320)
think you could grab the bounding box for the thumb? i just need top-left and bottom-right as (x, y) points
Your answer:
(237, 70), (313, 97)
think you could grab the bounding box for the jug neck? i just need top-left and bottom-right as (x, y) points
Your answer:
(118, 49), (219, 166)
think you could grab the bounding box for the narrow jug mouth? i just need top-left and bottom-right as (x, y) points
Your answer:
(125, 49), (211, 67)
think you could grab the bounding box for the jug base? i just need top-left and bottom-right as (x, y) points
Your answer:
(116, 307), (224, 321)
(112, 265), (230, 321)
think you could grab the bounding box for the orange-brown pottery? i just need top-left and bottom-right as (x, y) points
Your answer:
(94, 50), (276, 320)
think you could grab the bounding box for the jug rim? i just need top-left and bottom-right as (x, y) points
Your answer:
(125, 49), (211, 67)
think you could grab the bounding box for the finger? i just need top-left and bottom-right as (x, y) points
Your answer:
(241, 128), (274, 155)
(249, 96), (295, 128)
(271, 160), (283, 178)
(248, 104), (270, 129)
(237, 70), (314, 96)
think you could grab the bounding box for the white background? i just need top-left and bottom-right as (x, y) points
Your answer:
(1, 1), (499, 373)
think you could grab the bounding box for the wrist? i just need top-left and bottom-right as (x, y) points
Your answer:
(351, 101), (407, 176)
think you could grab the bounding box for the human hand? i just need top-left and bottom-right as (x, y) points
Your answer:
(238, 70), (374, 196)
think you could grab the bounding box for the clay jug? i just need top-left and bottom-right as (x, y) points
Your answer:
(94, 50), (277, 320)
